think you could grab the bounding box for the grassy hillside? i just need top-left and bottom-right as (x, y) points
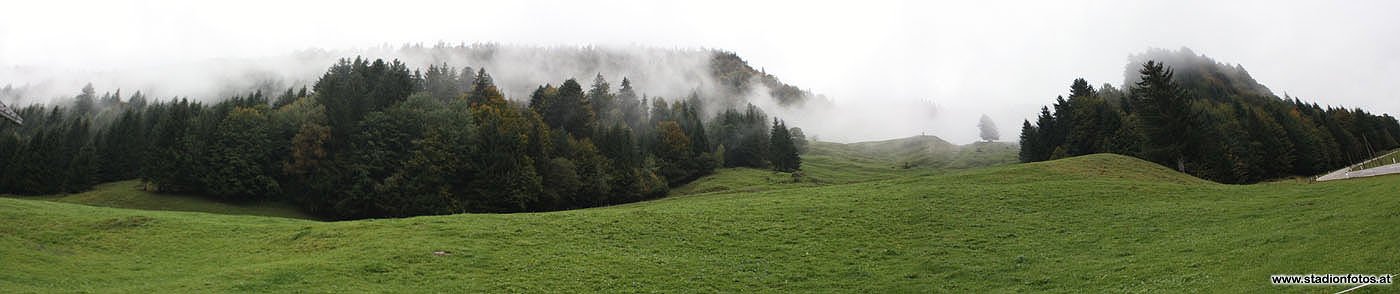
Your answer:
(2, 154), (1396, 292)
(672, 136), (1016, 196)
(1, 180), (314, 220)
(669, 150), (919, 196)
(811, 135), (1018, 171)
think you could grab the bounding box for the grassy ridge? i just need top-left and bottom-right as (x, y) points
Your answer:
(669, 152), (918, 196)
(672, 137), (1017, 197)
(2, 180), (314, 220)
(2, 154), (1396, 292)
(812, 136), (1018, 170)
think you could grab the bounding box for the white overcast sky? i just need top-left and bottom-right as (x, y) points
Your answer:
(2, 0), (1398, 142)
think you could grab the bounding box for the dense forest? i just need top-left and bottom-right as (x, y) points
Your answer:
(1019, 48), (1400, 183)
(0, 57), (805, 219)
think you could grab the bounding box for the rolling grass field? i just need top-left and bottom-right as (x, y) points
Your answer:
(1, 180), (315, 220)
(2, 152), (1397, 292)
(811, 135), (1019, 171)
(672, 137), (1018, 196)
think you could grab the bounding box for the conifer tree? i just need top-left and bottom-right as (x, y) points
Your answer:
(75, 83), (96, 116)
(1131, 61), (1196, 172)
(768, 119), (800, 172)
(587, 74), (615, 125)
(1018, 120), (1040, 162)
(616, 77), (643, 130)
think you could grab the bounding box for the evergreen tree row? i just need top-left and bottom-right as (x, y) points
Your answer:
(1020, 61), (1400, 183)
(0, 57), (805, 219)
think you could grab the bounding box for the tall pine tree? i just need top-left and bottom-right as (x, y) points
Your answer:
(1131, 61), (1196, 172)
(769, 119), (801, 172)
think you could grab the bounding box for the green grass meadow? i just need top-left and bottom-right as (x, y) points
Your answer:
(1, 142), (1397, 292)
(3, 180), (314, 220)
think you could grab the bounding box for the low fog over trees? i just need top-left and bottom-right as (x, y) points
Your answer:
(0, 57), (806, 219)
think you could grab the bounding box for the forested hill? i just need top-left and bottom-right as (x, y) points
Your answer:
(0, 44), (822, 110)
(0, 55), (807, 220)
(1124, 47), (1275, 100)
(1020, 48), (1400, 183)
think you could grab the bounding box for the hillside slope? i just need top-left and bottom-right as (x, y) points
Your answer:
(2, 154), (1395, 292)
(812, 135), (1018, 170)
(672, 136), (1018, 196)
(1, 180), (313, 220)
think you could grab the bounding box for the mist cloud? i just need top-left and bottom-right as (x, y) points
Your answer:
(4, 0), (1399, 143)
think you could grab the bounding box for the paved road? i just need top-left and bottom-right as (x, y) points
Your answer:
(1316, 162), (1400, 181)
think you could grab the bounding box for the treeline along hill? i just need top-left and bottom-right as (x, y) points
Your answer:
(0, 54), (807, 220)
(1019, 48), (1400, 183)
